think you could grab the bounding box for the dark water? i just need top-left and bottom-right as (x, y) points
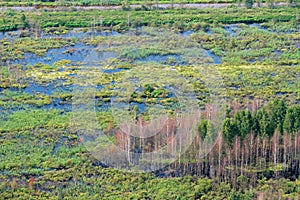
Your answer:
(181, 30), (194, 37)
(102, 68), (128, 74)
(24, 81), (73, 95)
(131, 102), (146, 113)
(0, 30), (21, 39)
(48, 29), (119, 39)
(206, 30), (213, 35)
(0, 29), (119, 40)
(224, 24), (240, 36)
(1, 29), (222, 113)
(249, 23), (268, 32)
(205, 50), (222, 64)
(248, 23), (296, 34)
(108, 100), (147, 114)
(136, 54), (186, 66)
(11, 43), (96, 66)
(7, 44), (120, 69)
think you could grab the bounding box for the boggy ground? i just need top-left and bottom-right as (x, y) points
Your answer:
(0, 5), (299, 199)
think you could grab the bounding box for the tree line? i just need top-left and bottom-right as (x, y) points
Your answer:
(221, 99), (300, 145)
(112, 99), (300, 186)
(160, 99), (300, 187)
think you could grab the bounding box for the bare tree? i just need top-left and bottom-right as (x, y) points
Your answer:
(271, 130), (280, 177)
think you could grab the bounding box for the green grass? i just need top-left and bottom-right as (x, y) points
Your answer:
(0, 6), (298, 32)
(0, 0), (289, 7)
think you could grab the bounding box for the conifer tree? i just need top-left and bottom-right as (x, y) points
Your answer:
(283, 108), (294, 133)
(223, 118), (238, 145)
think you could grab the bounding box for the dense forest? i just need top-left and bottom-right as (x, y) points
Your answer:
(111, 99), (300, 180)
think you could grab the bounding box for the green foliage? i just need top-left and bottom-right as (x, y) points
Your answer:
(1, 67), (9, 78)
(223, 99), (299, 143)
(223, 118), (238, 145)
(283, 105), (300, 134)
(0, 6), (298, 32)
(194, 178), (212, 197)
(0, 109), (69, 132)
(266, 99), (287, 134)
(198, 119), (209, 140)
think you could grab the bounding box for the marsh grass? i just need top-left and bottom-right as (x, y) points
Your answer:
(0, 6), (300, 199)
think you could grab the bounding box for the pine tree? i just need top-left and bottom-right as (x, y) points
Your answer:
(292, 106), (300, 133)
(223, 118), (238, 145)
(198, 120), (208, 141)
(259, 109), (272, 137)
(283, 108), (294, 134)
(233, 111), (242, 136)
(240, 110), (252, 139)
(252, 110), (262, 135)
(271, 99), (287, 134)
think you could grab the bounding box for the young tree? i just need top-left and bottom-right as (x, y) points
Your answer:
(259, 109), (273, 137)
(288, 0), (295, 7)
(21, 14), (29, 29)
(223, 118), (238, 145)
(266, 0), (275, 8)
(256, 0), (261, 7)
(292, 106), (300, 133)
(270, 99), (287, 134)
(240, 111), (252, 139)
(252, 111), (260, 136)
(245, 0), (253, 8)
(283, 108), (294, 134)
(198, 119), (208, 141)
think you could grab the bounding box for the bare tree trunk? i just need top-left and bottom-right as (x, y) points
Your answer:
(245, 142), (248, 174)
(249, 133), (254, 169)
(295, 131), (299, 161)
(296, 131), (300, 174)
(217, 133), (222, 182)
(227, 147), (231, 184)
(35, 20), (40, 39)
(283, 132), (290, 171)
(257, 0), (261, 7)
(127, 13), (130, 28)
(91, 16), (96, 40)
(125, 125), (131, 164)
(241, 146), (244, 176)
(233, 136), (240, 186)
(272, 130), (279, 177)
(262, 138), (266, 171)
(100, 16), (103, 32)
(256, 136), (260, 170)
